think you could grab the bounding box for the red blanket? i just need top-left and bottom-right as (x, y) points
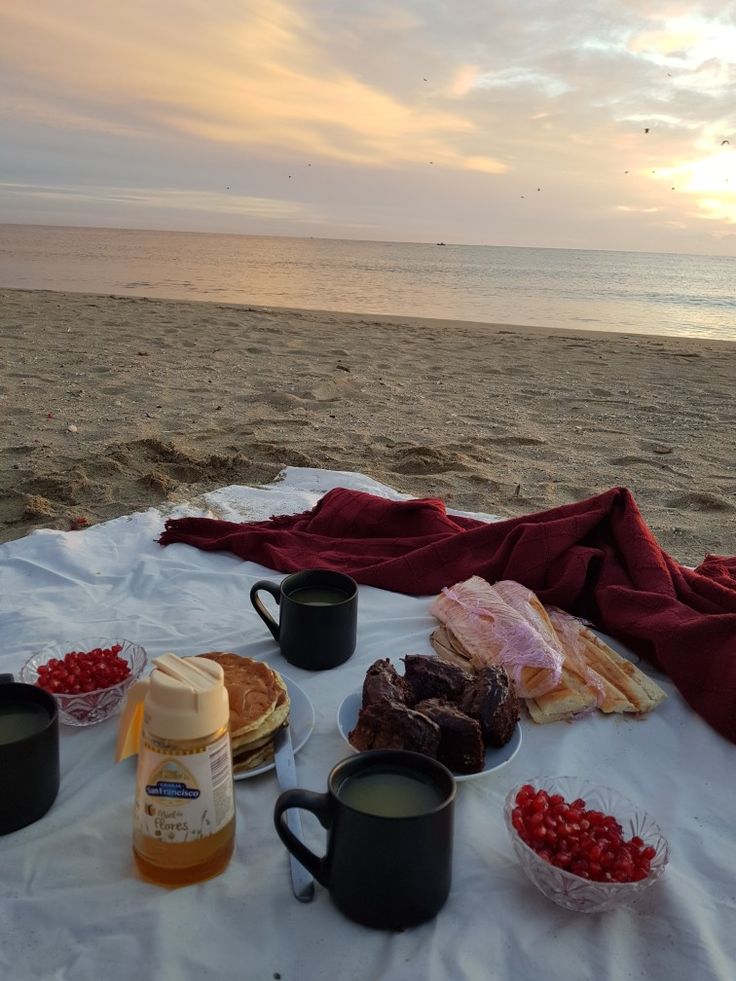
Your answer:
(159, 486), (736, 742)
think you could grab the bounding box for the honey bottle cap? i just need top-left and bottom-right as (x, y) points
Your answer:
(115, 654), (228, 761)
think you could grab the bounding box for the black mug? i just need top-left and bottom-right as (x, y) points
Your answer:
(250, 569), (358, 671)
(274, 750), (456, 929)
(0, 675), (60, 835)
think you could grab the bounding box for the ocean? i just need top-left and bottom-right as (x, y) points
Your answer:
(1, 223), (735, 341)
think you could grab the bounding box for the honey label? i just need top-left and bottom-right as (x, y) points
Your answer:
(134, 733), (234, 843)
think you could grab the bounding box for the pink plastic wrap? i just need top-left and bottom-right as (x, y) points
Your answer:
(546, 607), (608, 708)
(493, 580), (606, 708)
(492, 581), (564, 650)
(430, 576), (564, 698)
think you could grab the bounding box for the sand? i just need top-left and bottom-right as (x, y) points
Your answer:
(1, 287), (734, 566)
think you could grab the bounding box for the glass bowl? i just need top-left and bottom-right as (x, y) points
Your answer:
(20, 637), (147, 727)
(504, 776), (669, 913)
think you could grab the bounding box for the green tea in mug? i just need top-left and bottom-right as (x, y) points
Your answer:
(289, 587), (349, 606)
(337, 766), (446, 817)
(0, 702), (50, 746)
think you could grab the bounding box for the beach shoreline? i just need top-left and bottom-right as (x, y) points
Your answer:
(2, 286), (734, 565)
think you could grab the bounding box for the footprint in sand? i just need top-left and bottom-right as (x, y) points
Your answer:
(255, 393), (306, 411)
(609, 454), (678, 469)
(1, 444), (41, 459)
(666, 491), (734, 512)
(391, 446), (472, 475)
(301, 378), (357, 402)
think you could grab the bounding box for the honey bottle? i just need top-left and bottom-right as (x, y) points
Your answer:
(116, 653), (235, 886)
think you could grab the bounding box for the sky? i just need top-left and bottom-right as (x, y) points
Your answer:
(2, 0), (736, 254)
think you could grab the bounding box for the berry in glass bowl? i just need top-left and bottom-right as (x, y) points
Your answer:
(504, 776), (669, 913)
(20, 638), (147, 727)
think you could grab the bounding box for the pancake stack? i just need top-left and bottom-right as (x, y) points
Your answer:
(199, 652), (290, 773)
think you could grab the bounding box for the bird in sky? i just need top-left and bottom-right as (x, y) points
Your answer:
(721, 139), (730, 146)
(644, 128), (650, 134)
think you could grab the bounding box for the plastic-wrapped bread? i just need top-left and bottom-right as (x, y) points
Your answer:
(429, 576), (564, 699)
(492, 580), (614, 712)
(431, 622), (597, 721)
(430, 577), (667, 725)
(546, 607), (667, 713)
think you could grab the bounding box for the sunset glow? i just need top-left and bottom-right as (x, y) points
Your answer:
(1, 1), (736, 253)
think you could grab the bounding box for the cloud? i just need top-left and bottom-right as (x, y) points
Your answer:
(0, 1), (501, 172)
(0, 180), (315, 221)
(697, 197), (736, 222)
(471, 68), (573, 99)
(2, 1), (736, 251)
(448, 66), (481, 99)
(461, 156), (508, 175)
(615, 204), (664, 213)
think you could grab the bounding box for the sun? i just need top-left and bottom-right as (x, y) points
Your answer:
(655, 149), (736, 223)
(679, 151), (734, 195)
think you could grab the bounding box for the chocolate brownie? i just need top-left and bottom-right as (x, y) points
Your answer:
(402, 654), (471, 705)
(414, 698), (485, 774)
(348, 699), (441, 757)
(460, 665), (519, 748)
(361, 658), (408, 707)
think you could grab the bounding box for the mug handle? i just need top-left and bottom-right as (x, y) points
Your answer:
(274, 789), (332, 886)
(250, 580), (282, 642)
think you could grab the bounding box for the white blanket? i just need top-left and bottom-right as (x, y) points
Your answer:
(0, 468), (733, 981)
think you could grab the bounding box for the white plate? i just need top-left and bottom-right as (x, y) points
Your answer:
(336, 690), (522, 783)
(234, 675), (315, 781)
